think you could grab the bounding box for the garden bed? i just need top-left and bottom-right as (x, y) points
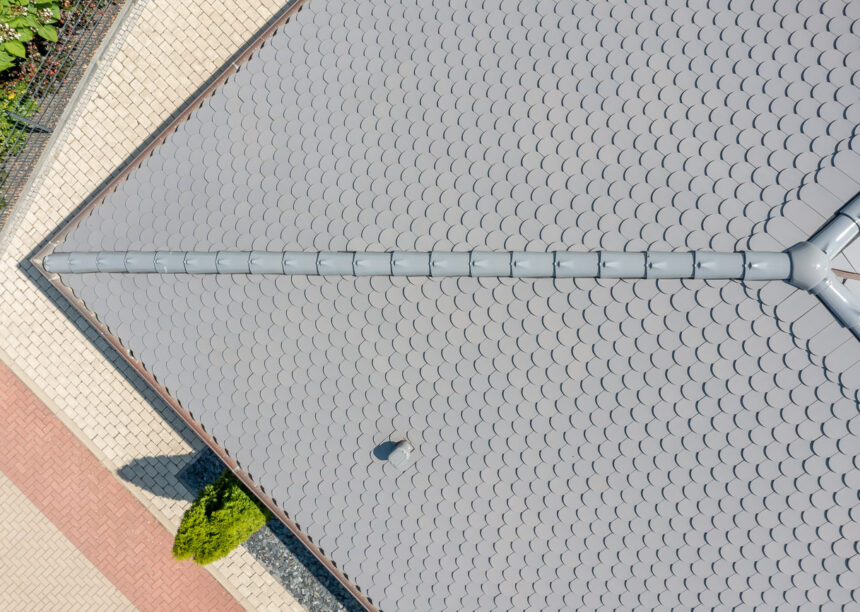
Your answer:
(177, 448), (364, 612)
(0, 0), (124, 223)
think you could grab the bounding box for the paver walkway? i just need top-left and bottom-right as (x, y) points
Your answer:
(0, 359), (241, 611)
(0, 0), (304, 608)
(0, 471), (134, 611)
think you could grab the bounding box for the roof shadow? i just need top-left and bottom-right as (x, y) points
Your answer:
(117, 452), (197, 501)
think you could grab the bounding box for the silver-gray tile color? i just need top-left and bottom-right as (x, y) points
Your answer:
(56, 0), (860, 610)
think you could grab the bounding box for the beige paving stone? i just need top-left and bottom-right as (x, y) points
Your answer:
(0, 0), (306, 610)
(0, 470), (135, 612)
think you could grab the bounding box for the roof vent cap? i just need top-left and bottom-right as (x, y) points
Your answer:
(388, 440), (414, 470)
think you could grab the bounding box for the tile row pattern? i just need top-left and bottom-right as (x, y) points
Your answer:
(58, 0), (860, 610)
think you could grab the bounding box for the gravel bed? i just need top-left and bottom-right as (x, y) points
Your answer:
(177, 449), (363, 612)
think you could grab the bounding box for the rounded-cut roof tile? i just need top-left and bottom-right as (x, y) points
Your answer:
(51, 1), (860, 610)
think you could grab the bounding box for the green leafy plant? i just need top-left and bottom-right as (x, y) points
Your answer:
(172, 469), (272, 565)
(0, 0), (60, 73)
(0, 76), (36, 144)
(0, 74), (35, 209)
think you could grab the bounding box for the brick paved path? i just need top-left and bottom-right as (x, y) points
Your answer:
(0, 359), (241, 612)
(0, 471), (134, 611)
(0, 0), (304, 607)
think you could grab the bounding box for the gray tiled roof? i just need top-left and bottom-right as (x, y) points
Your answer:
(54, 0), (860, 609)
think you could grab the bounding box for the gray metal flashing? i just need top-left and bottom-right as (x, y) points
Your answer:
(124, 251), (156, 273)
(554, 252), (599, 278)
(787, 242), (831, 291)
(316, 251), (354, 276)
(154, 251), (186, 273)
(510, 251), (553, 277)
(215, 251), (251, 274)
(693, 252), (745, 280)
(43, 249), (791, 280)
(282, 252), (317, 275)
(813, 273), (860, 333)
(812, 193), (860, 257)
(354, 252), (391, 276)
(248, 252), (282, 274)
(390, 252), (429, 276)
(785, 194), (860, 339)
(598, 251), (646, 279)
(743, 251), (792, 281)
(645, 251), (693, 279)
(428, 252), (470, 277)
(185, 251), (218, 274)
(31, 1), (860, 611)
(469, 251), (510, 277)
(810, 215), (859, 259)
(44, 235), (860, 337)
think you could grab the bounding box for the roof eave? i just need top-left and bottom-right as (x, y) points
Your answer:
(30, 0), (379, 609)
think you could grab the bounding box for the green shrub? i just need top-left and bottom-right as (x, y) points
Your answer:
(0, 0), (61, 73)
(172, 469), (271, 565)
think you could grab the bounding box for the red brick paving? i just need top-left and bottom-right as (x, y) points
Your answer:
(0, 358), (241, 612)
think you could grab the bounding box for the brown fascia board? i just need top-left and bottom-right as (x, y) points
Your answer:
(31, 2), (379, 611)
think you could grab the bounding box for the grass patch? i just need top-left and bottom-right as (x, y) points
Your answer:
(173, 469), (271, 565)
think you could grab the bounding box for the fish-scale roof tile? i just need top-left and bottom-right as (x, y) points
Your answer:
(51, 0), (860, 610)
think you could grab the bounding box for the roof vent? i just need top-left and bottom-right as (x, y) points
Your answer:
(387, 440), (414, 470)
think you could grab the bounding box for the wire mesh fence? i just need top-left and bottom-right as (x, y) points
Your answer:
(0, 0), (125, 229)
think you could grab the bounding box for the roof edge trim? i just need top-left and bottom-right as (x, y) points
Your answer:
(30, 0), (378, 609)
(44, 249), (793, 280)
